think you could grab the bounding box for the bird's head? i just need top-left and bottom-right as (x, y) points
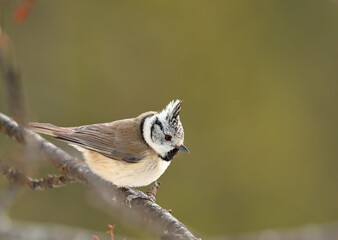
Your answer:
(143, 100), (189, 161)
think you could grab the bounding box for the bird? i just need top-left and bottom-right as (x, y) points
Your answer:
(29, 100), (189, 190)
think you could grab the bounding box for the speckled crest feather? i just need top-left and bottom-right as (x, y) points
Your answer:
(164, 100), (184, 138)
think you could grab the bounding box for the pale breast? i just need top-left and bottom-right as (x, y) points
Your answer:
(82, 149), (170, 187)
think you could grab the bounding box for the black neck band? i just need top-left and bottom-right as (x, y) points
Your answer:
(140, 114), (154, 145)
(159, 148), (179, 162)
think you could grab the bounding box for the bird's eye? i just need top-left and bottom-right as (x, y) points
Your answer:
(165, 134), (172, 141)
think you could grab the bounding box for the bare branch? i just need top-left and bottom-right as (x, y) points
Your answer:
(0, 159), (74, 190)
(0, 113), (199, 240)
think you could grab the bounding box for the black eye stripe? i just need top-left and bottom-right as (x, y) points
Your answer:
(154, 118), (163, 130)
(151, 118), (163, 140)
(150, 124), (155, 140)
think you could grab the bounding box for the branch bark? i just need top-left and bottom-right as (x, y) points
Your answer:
(0, 113), (199, 240)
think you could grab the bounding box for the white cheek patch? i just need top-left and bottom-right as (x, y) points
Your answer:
(143, 116), (174, 158)
(152, 125), (163, 143)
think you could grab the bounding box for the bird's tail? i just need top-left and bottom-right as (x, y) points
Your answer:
(28, 122), (72, 136)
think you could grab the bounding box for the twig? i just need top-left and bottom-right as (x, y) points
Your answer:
(0, 113), (199, 240)
(106, 224), (115, 240)
(147, 181), (161, 202)
(0, 159), (74, 190)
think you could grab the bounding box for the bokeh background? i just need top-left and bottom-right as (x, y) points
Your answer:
(0, 0), (338, 238)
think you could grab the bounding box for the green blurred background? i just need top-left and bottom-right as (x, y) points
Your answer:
(0, 0), (338, 238)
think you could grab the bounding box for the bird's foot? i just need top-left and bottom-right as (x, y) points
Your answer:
(124, 188), (155, 208)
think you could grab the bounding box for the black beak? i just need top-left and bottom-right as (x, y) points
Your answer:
(177, 144), (189, 153)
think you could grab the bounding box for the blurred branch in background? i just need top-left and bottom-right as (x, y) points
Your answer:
(0, 27), (27, 124)
(0, 27), (28, 226)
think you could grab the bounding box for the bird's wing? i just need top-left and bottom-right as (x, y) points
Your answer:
(29, 112), (156, 163)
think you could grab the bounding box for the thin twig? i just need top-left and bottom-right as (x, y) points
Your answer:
(0, 113), (199, 240)
(106, 224), (115, 240)
(147, 181), (161, 202)
(0, 159), (74, 190)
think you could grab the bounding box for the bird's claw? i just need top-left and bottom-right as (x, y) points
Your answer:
(125, 188), (155, 208)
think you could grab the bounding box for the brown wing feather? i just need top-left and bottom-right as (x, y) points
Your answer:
(29, 122), (73, 136)
(29, 111), (156, 163)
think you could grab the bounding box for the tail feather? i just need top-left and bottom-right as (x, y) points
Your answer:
(28, 122), (72, 137)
